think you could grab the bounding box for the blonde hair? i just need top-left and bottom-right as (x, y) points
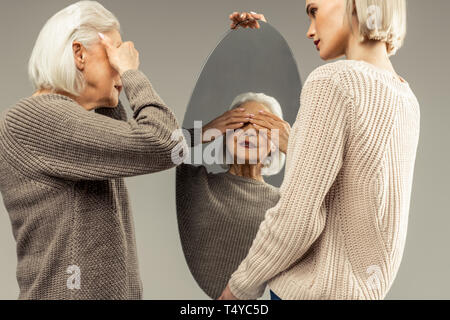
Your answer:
(346, 0), (407, 57)
(28, 1), (120, 96)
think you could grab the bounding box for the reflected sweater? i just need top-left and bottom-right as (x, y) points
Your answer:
(228, 59), (421, 300)
(0, 69), (185, 299)
(176, 163), (280, 299)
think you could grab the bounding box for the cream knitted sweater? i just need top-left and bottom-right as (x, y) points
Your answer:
(228, 59), (421, 300)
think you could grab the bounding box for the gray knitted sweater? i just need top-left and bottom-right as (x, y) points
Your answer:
(0, 69), (184, 299)
(176, 163), (280, 299)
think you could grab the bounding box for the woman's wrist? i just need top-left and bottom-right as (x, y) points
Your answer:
(119, 67), (138, 77)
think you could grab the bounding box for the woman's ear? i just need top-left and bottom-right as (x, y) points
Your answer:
(262, 149), (272, 167)
(73, 41), (85, 71)
(262, 152), (272, 168)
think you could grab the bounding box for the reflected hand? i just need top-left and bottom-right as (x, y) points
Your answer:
(201, 108), (252, 143)
(98, 32), (140, 76)
(217, 284), (239, 300)
(229, 11), (267, 29)
(249, 110), (291, 154)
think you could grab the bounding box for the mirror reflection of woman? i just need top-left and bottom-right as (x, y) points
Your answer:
(176, 93), (290, 299)
(220, 0), (421, 300)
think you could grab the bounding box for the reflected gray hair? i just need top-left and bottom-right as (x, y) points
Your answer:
(220, 92), (286, 176)
(28, 1), (120, 96)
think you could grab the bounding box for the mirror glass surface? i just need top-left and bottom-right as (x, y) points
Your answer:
(176, 22), (302, 299)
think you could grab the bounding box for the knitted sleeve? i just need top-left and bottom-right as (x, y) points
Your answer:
(227, 68), (354, 299)
(5, 69), (187, 181)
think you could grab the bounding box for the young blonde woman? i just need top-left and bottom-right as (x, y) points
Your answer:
(219, 0), (421, 300)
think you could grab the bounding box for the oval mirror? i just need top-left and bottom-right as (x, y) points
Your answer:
(176, 22), (302, 299)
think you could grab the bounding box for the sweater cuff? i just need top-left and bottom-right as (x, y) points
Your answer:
(228, 272), (266, 300)
(120, 69), (167, 116)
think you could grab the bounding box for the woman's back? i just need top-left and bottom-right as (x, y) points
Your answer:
(228, 59), (421, 300)
(334, 59), (420, 297)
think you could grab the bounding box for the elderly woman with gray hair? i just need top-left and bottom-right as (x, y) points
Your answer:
(0, 1), (185, 299)
(176, 92), (291, 299)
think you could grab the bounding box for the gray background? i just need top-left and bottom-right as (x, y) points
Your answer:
(182, 22), (301, 187)
(0, 0), (449, 299)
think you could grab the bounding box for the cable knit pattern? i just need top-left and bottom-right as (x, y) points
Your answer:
(228, 59), (421, 300)
(0, 69), (185, 299)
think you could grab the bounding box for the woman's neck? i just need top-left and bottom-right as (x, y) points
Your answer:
(32, 89), (97, 111)
(228, 164), (264, 182)
(345, 37), (397, 76)
(32, 88), (55, 97)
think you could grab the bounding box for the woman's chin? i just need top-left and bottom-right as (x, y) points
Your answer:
(317, 46), (332, 60)
(103, 96), (118, 107)
(319, 49), (328, 60)
(234, 156), (260, 165)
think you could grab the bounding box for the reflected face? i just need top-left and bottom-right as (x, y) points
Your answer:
(75, 29), (123, 108)
(305, 0), (353, 60)
(225, 101), (272, 165)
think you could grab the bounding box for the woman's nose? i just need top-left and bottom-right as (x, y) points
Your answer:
(306, 23), (315, 39)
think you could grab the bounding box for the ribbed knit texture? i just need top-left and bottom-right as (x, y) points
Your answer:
(0, 69), (184, 299)
(176, 163), (280, 299)
(228, 59), (421, 300)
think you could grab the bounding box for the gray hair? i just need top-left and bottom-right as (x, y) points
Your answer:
(28, 1), (120, 96)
